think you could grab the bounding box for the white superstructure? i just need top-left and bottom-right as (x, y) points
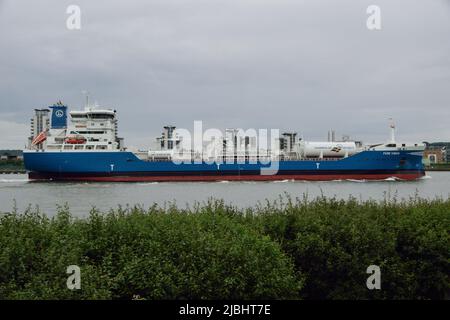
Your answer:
(29, 102), (424, 160)
(44, 105), (124, 151)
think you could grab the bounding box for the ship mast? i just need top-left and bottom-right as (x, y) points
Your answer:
(82, 90), (90, 110)
(389, 118), (396, 143)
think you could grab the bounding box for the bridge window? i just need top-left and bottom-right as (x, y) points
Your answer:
(89, 114), (114, 119)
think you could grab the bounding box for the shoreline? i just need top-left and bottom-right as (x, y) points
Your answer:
(0, 170), (26, 174)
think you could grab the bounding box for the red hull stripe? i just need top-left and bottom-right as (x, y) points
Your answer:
(29, 172), (425, 182)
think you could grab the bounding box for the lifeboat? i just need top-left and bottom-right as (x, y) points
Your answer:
(31, 130), (48, 146)
(65, 134), (86, 144)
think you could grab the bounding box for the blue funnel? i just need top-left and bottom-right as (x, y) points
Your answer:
(49, 103), (68, 129)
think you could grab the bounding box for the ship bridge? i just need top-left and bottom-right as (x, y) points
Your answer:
(40, 104), (124, 151)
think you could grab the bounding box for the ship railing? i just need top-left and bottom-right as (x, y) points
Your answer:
(301, 157), (341, 161)
(45, 144), (115, 151)
(142, 154), (344, 163)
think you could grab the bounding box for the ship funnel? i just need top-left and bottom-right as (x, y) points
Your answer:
(49, 102), (68, 129)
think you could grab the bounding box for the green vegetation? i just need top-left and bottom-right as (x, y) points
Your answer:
(0, 196), (449, 300)
(0, 160), (25, 173)
(426, 163), (450, 171)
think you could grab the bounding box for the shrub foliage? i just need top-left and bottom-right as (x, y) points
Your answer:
(0, 196), (449, 300)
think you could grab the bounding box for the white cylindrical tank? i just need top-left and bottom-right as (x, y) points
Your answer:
(300, 141), (358, 157)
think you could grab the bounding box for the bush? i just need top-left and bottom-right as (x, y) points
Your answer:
(0, 203), (300, 299)
(0, 196), (449, 300)
(0, 160), (24, 171)
(245, 195), (450, 299)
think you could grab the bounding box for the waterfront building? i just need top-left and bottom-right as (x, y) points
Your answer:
(28, 109), (50, 149)
(423, 142), (449, 164)
(0, 150), (23, 161)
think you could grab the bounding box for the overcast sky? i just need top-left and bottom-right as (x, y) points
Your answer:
(0, 0), (449, 149)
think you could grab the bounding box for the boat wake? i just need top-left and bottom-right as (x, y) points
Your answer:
(0, 179), (29, 183)
(345, 179), (368, 183)
(136, 182), (160, 186)
(345, 176), (418, 182)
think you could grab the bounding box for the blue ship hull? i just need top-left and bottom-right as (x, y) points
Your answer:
(23, 149), (425, 181)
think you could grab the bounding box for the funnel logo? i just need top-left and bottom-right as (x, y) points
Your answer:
(50, 104), (68, 129)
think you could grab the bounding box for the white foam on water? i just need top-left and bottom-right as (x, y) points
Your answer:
(345, 177), (408, 182)
(345, 179), (368, 183)
(0, 179), (29, 183)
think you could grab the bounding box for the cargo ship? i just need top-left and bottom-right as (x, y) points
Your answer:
(23, 102), (425, 182)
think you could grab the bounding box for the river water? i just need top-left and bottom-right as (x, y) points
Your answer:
(0, 172), (449, 216)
